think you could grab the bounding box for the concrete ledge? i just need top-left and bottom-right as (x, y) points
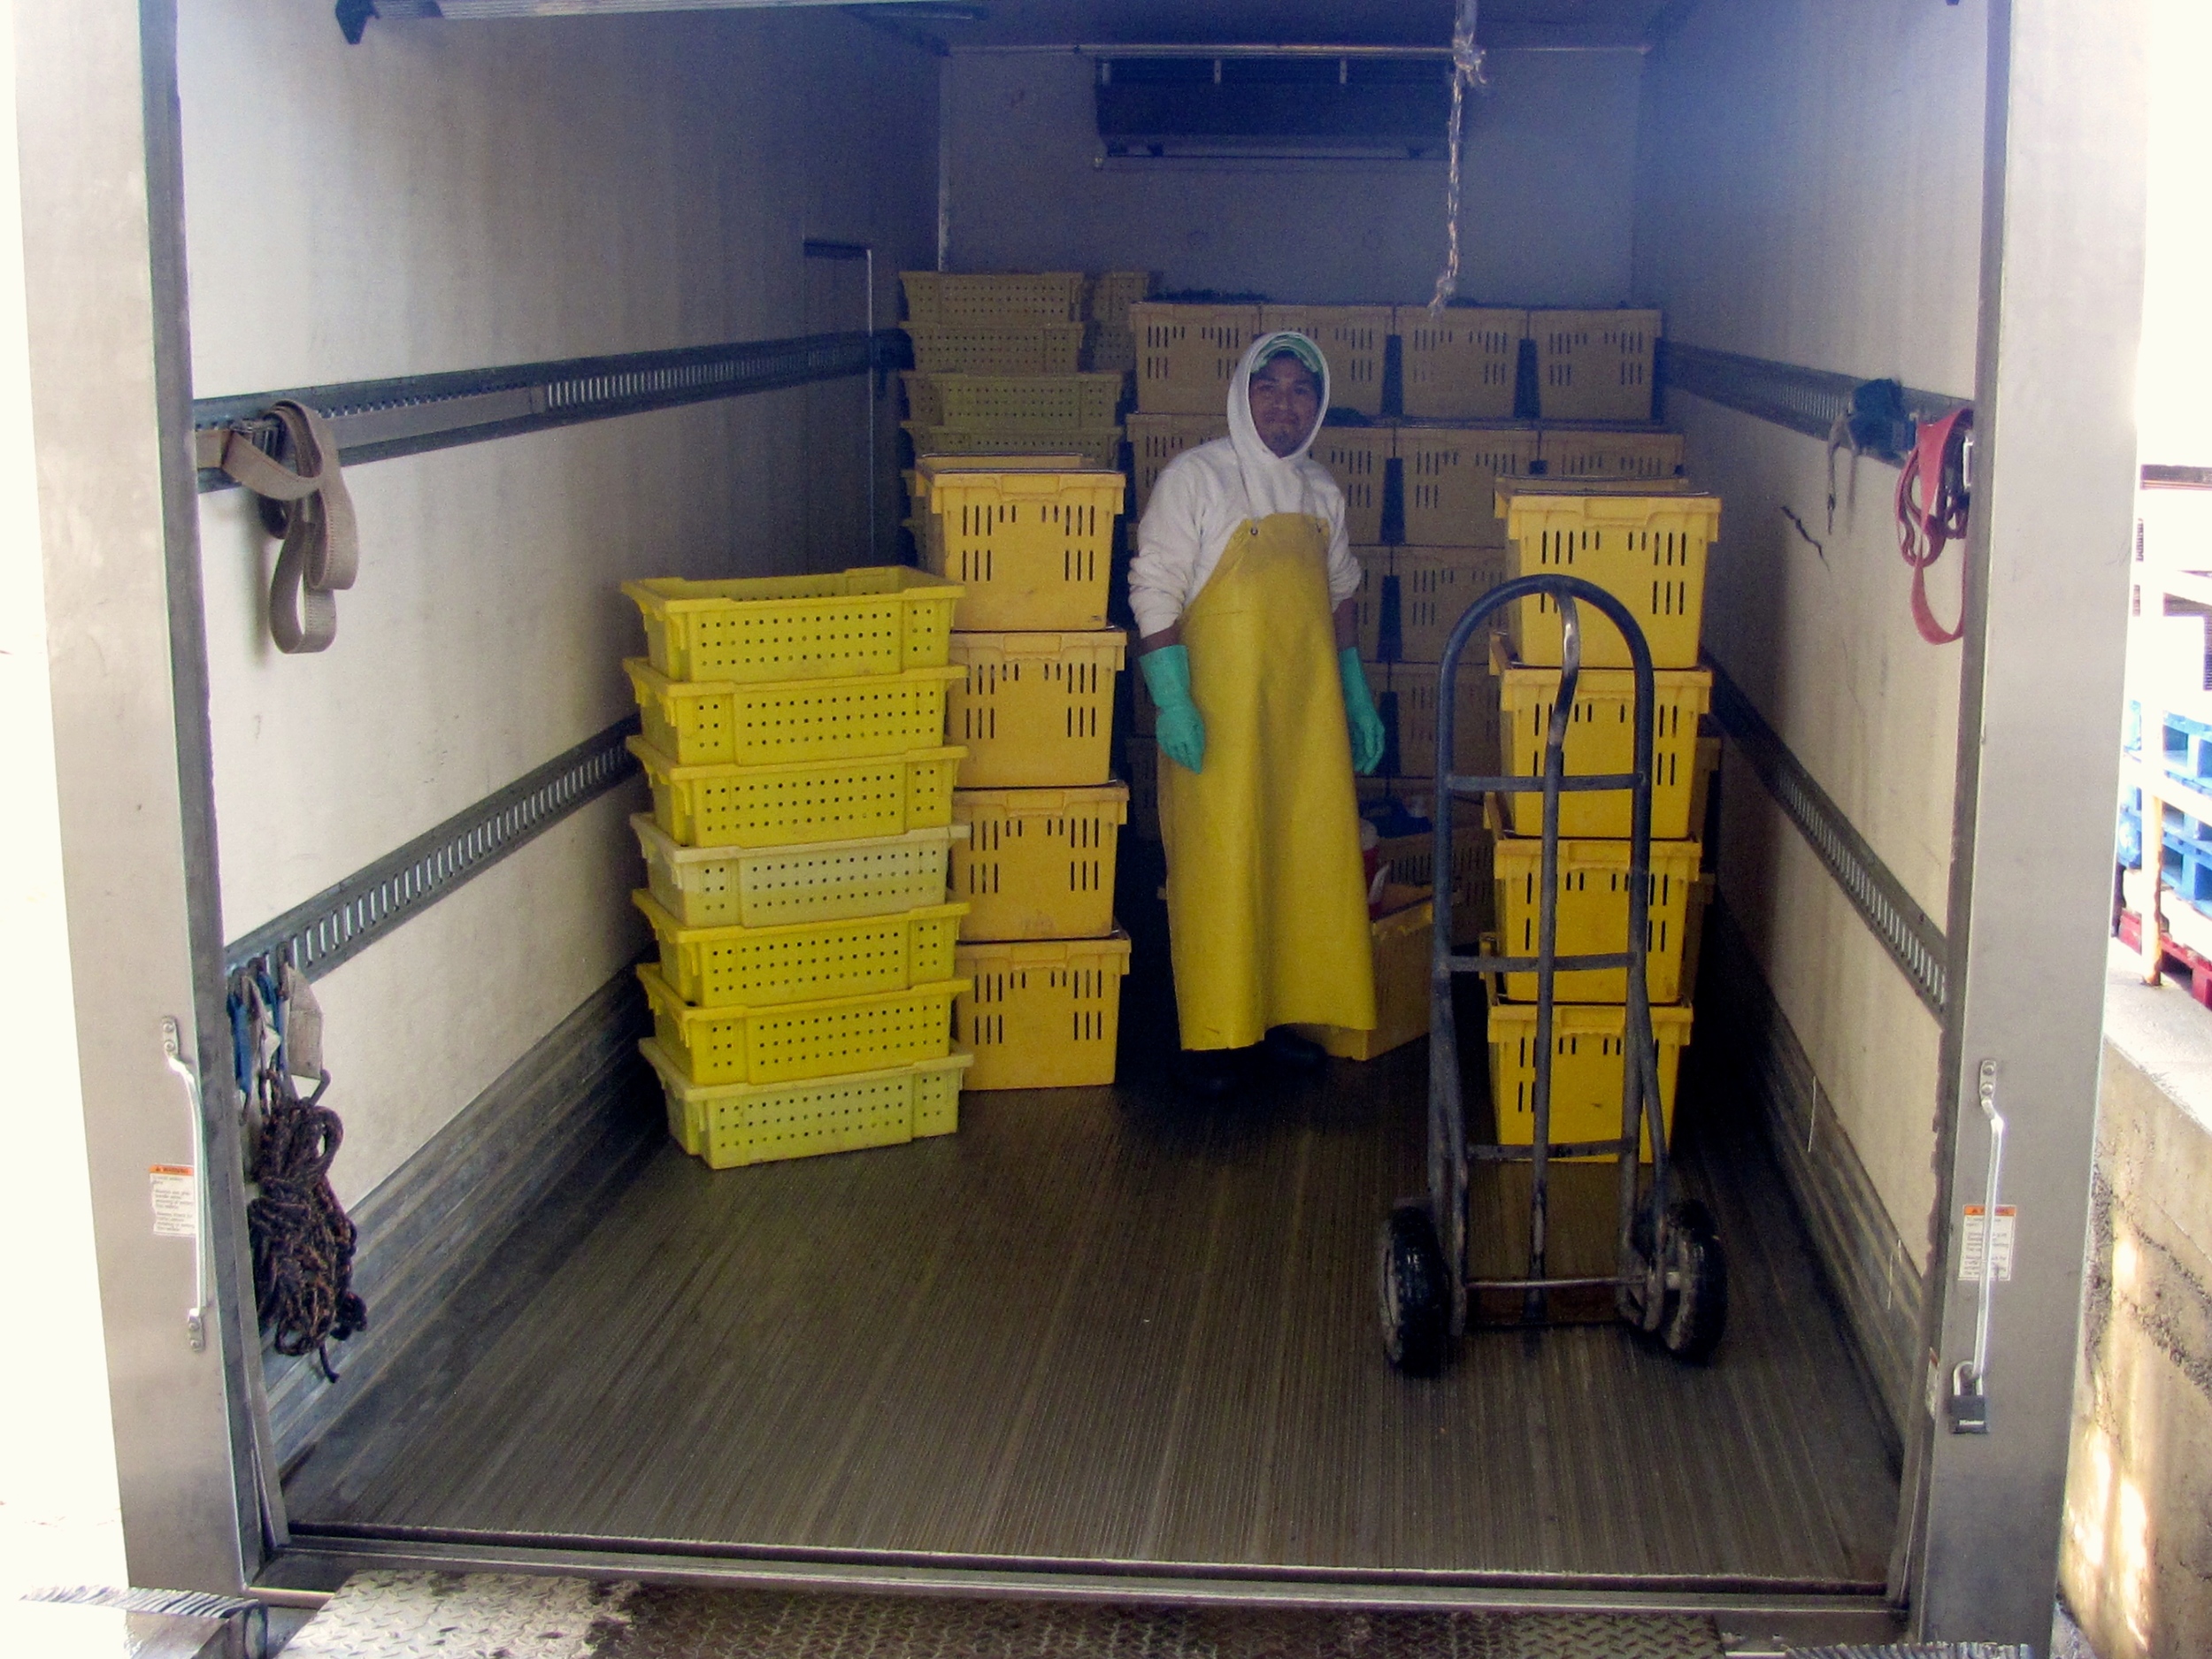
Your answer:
(2062, 943), (2212, 1659)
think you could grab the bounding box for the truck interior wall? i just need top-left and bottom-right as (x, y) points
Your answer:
(943, 50), (1642, 303)
(176, 4), (938, 1440)
(1632, 0), (1987, 1432)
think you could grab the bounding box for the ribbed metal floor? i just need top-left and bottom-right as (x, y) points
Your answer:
(286, 968), (1897, 1587)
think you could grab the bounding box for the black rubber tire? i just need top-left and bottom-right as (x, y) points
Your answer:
(1658, 1198), (1728, 1363)
(1379, 1204), (1449, 1377)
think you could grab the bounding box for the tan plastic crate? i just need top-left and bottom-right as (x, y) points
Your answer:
(1087, 323), (1137, 374)
(1086, 271), (1155, 329)
(1312, 424), (1393, 544)
(1127, 411), (1228, 514)
(901, 372), (1125, 429)
(1398, 423), (1540, 546)
(1394, 305), (1528, 420)
(903, 322), (1087, 376)
(1390, 545), (1511, 663)
(1531, 309), (1660, 422)
(1258, 303), (1392, 417)
(1379, 658), (1501, 778)
(1133, 302), (1259, 414)
(1537, 424), (1686, 483)
(901, 272), (1085, 326)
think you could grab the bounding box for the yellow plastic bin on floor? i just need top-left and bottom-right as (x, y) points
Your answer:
(629, 816), (968, 931)
(1492, 637), (1711, 840)
(914, 459), (1125, 631)
(954, 932), (1132, 1089)
(623, 659), (964, 767)
(1293, 890), (1433, 1061)
(1498, 486), (1721, 670)
(639, 963), (967, 1087)
(621, 568), (961, 684)
(645, 1039), (972, 1168)
(629, 737), (965, 849)
(633, 890), (967, 1009)
(946, 630), (1126, 787)
(1486, 1001), (1694, 1161)
(1488, 821), (1704, 1003)
(950, 783), (1126, 940)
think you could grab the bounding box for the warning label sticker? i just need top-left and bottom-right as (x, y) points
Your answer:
(1959, 1203), (2016, 1282)
(150, 1165), (196, 1239)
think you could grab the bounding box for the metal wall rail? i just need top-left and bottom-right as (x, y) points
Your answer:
(1657, 339), (1963, 455)
(221, 718), (639, 981)
(1707, 660), (1949, 1016)
(194, 330), (893, 489)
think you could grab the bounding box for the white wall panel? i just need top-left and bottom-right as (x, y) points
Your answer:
(1635, 0), (1987, 1260)
(179, 2), (939, 1197)
(945, 50), (1643, 304)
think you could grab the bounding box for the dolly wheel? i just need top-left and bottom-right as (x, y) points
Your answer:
(1659, 1199), (1728, 1363)
(1379, 1204), (1449, 1376)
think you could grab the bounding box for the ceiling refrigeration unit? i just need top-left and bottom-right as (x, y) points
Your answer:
(1094, 55), (1454, 161)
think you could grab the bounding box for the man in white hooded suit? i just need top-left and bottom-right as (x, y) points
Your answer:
(1130, 332), (1384, 1096)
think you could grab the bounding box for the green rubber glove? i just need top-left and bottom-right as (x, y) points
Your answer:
(1339, 649), (1386, 776)
(1140, 643), (1206, 773)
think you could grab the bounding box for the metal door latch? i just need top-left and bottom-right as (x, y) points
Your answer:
(1947, 1058), (2006, 1433)
(160, 1016), (208, 1352)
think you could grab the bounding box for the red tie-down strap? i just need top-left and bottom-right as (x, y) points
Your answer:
(1895, 407), (1973, 644)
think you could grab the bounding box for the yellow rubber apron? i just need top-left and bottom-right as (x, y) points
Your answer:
(1162, 511), (1377, 1049)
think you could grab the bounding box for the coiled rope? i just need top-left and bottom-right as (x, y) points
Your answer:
(1428, 1), (1488, 311)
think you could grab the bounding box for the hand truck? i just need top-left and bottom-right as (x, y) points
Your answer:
(1378, 574), (1727, 1373)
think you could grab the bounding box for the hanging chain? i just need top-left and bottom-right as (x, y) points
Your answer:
(1428, 8), (1488, 312)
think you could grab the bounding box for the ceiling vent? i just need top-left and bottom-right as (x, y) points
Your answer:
(1094, 56), (1452, 160)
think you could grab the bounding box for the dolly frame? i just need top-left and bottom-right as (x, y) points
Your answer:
(1408, 573), (1694, 1341)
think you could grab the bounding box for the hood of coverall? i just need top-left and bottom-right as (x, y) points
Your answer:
(1225, 330), (1333, 522)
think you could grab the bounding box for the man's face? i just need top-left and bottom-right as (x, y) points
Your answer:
(1248, 353), (1323, 458)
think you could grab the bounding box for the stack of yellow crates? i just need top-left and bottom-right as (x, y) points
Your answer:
(1084, 271), (1154, 373)
(616, 569), (977, 1168)
(1483, 485), (1722, 1160)
(911, 456), (1133, 1091)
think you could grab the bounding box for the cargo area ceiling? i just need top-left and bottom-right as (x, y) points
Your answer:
(910, 0), (1678, 50)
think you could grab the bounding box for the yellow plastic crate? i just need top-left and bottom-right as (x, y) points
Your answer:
(1537, 424), (1686, 483)
(902, 372), (1124, 428)
(640, 962), (966, 1087)
(1311, 425), (1392, 545)
(1257, 304), (1393, 417)
(954, 932), (1132, 1090)
(1398, 423), (1540, 546)
(915, 460), (1125, 631)
(622, 658), (962, 768)
(645, 1039), (970, 1169)
(1394, 305), (1528, 420)
(1486, 1001), (1694, 1162)
(1390, 546), (1511, 662)
(1292, 893), (1433, 1062)
(634, 888), (967, 1010)
(1133, 302), (1260, 414)
(1381, 659), (1502, 777)
(1494, 641), (1712, 839)
(947, 630), (1126, 787)
(623, 567), (961, 685)
(1531, 310), (1660, 422)
(903, 321), (1087, 375)
(628, 737), (964, 849)
(900, 272), (1086, 327)
(1500, 488), (1720, 670)
(629, 815), (967, 930)
(1489, 825), (1705, 1003)
(902, 423), (1124, 470)
(950, 782), (1126, 940)
(1127, 411), (1228, 512)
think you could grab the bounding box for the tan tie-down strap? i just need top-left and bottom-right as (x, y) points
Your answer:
(196, 400), (359, 654)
